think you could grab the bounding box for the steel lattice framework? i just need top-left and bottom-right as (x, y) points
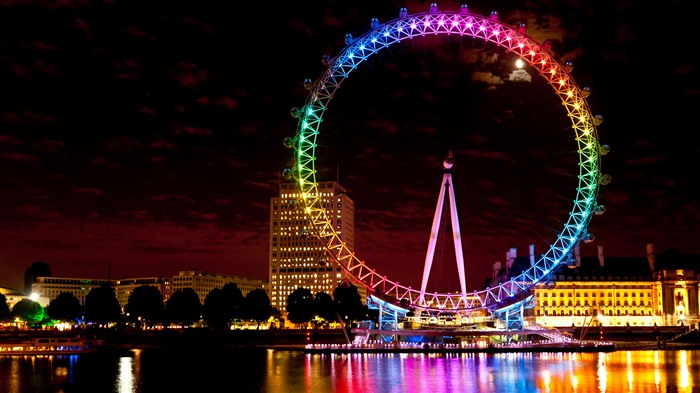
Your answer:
(286, 4), (607, 313)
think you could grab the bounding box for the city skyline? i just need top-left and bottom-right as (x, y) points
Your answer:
(0, 1), (697, 292)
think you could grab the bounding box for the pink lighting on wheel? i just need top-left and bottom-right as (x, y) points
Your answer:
(292, 5), (604, 314)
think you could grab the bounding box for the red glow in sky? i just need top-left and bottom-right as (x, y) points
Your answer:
(0, 1), (698, 292)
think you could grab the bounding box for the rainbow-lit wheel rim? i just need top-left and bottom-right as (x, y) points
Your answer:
(287, 5), (605, 313)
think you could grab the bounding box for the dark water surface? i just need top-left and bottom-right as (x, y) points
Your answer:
(1, 348), (699, 392)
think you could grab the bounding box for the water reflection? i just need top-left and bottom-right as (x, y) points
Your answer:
(598, 352), (607, 392)
(0, 349), (698, 392)
(262, 350), (699, 393)
(117, 355), (134, 392)
(678, 351), (690, 390)
(115, 349), (143, 393)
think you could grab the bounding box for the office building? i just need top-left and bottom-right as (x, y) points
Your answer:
(31, 277), (168, 309)
(30, 271), (265, 310)
(171, 269), (267, 304)
(269, 180), (356, 314)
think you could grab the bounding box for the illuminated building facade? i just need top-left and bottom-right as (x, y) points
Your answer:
(0, 286), (29, 311)
(497, 243), (700, 328)
(268, 181), (356, 314)
(30, 271), (265, 310)
(31, 277), (167, 309)
(171, 270), (267, 304)
(115, 277), (172, 308)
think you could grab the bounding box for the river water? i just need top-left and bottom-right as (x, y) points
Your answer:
(1, 347), (698, 392)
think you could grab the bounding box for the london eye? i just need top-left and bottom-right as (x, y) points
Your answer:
(284, 4), (608, 316)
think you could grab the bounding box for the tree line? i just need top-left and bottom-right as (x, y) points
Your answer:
(0, 280), (373, 329)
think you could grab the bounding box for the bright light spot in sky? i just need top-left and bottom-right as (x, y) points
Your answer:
(515, 59), (524, 69)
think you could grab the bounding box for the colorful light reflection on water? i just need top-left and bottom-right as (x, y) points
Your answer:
(265, 350), (699, 393)
(0, 349), (698, 392)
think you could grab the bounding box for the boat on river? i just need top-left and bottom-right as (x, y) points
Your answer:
(0, 337), (93, 356)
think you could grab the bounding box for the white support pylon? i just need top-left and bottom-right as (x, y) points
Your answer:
(418, 151), (468, 307)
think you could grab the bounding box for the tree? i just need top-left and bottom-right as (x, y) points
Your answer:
(47, 292), (83, 324)
(84, 285), (122, 325)
(221, 282), (244, 321)
(11, 299), (46, 326)
(203, 288), (228, 329)
(286, 287), (314, 327)
(202, 283), (245, 329)
(242, 288), (274, 329)
(333, 280), (364, 326)
(312, 292), (336, 326)
(165, 288), (202, 326)
(0, 294), (10, 321)
(124, 285), (164, 327)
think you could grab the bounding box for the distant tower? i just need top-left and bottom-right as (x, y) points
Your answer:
(268, 180), (356, 315)
(419, 151), (468, 305)
(24, 261), (52, 295)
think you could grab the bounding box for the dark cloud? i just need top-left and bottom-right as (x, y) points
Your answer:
(0, 1), (696, 292)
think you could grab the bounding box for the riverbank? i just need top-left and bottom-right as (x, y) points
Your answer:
(107, 328), (700, 353)
(1, 328), (347, 352)
(94, 327), (349, 349)
(612, 340), (700, 351)
(4, 327), (700, 353)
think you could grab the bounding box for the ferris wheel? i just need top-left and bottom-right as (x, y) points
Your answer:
(284, 3), (609, 314)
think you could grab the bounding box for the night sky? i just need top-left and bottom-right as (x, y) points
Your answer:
(0, 1), (697, 293)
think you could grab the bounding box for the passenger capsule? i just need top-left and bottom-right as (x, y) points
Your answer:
(283, 136), (294, 149)
(344, 33), (354, 46)
(542, 39), (552, 52)
(490, 11), (499, 20)
(518, 23), (527, 33)
(399, 7), (408, 18)
(582, 86), (591, 98)
(322, 54), (332, 66)
(282, 168), (293, 179)
(564, 61), (574, 73)
(600, 174), (612, 186)
(582, 232), (595, 243)
(303, 78), (313, 90)
(460, 4), (469, 14)
(429, 2), (438, 13)
(300, 228), (310, 238)
(290, 107), (301, 118)
(599, 144), (610, 156)
(595, 205), (606, 215)
(370, 17), (379, 29)
(593, 114), (604, 126)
